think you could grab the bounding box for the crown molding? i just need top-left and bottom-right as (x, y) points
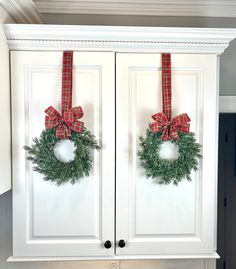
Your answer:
(4, 24), (236, 54)
(0, 0), (45, 24)
(33, 0), (236, 18)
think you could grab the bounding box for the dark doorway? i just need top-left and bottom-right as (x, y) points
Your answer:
(217, 114), (236, 269)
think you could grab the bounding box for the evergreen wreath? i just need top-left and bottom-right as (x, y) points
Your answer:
(24, 51), (100, 185)
(138, 129), (201, 185)
(24, 128), (100, 185)
(138, 53), (201, 185)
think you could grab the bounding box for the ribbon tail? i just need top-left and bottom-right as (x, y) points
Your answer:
(169, 126), (179, 140)
(65, 125), (71, 138)
(56, 124), (67, 139)
(161, 126), (169, 141)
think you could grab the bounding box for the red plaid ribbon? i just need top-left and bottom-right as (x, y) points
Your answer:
(150, 54), (190, 141)
(45, 51), (84, 139)
(162, 53), (172, 121)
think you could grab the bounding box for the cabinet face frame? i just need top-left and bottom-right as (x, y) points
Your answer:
(10, 50), (219, 260)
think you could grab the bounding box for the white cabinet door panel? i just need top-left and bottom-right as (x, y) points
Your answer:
(116, 53), (218, 255)
(11, 51), (115, 257)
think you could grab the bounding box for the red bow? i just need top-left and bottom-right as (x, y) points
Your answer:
(150, 112), (190, 141)
(45, 106), (84, 139)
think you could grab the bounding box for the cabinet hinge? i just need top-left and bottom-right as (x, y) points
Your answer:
(224, 197), (227, 208)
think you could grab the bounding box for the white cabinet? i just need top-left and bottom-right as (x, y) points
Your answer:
(6, 25), (236, 261)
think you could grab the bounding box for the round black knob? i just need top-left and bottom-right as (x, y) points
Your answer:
(104, 240), (112, 249)
(118, 239), (126, 248)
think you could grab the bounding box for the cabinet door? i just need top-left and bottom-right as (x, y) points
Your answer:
(11, 51), (115, 257)
(116, 53), (218, 256)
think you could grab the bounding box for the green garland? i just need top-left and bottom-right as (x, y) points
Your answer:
(24, 128), (100, 185)
(138, 129), (201, 185)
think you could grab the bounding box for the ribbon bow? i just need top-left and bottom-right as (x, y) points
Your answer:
(45, 106), (84, 139)
(150, 112), (190, 141)
(150, 54), (191, 141)
(44, 51), (84, 139)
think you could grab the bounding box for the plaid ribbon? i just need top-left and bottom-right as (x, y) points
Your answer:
(151, 112), (190, 141)
(45, 51), (84, 139)
(150, 53), (190, 141)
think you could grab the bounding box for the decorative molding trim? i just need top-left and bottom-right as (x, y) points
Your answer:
(0, 0), (45, 24)
(33, 0), (236, 18)
(4, 24), (236, 54)
(5, 39), (229, 54)
(219, 96), (236, 113)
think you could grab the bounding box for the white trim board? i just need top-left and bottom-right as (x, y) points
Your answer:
(3, 24), (236, 54)
(219, 96), (236, 113)
(7, 252), (220, 262)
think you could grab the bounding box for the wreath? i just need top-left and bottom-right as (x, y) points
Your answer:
(24, 128), (100, 185)
(24, 51), (100, 185)
(138, 53), (201, 185)
(138, 129), (201, 185)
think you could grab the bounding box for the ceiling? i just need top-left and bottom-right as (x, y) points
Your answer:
(33, 0), (236, 17)
(1, 0), (236, 24)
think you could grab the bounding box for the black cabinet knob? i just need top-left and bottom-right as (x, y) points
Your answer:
(118, 239), (126, 248)
(104, 240), (112, 249)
